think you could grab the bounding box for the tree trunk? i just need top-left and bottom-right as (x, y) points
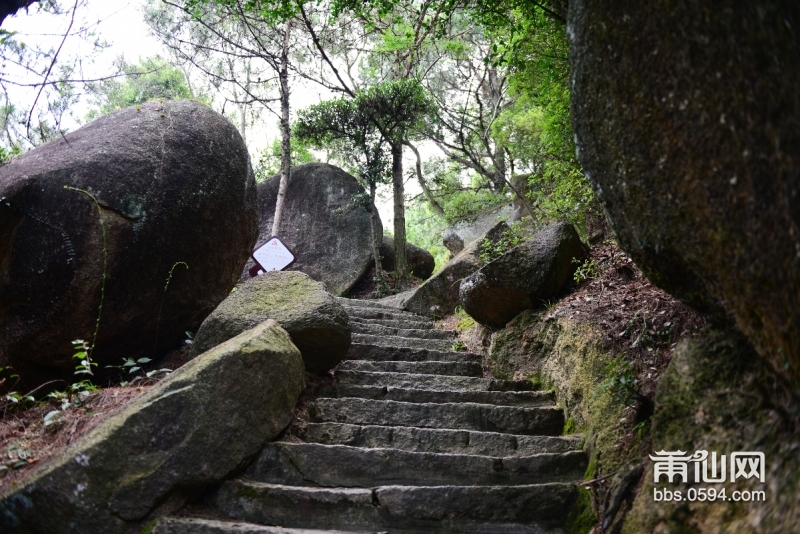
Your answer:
(271, 20), (293, 238)
(391, 141), (409, 290)
(369, 182), (383, 283)
(404, 139), (447, 221)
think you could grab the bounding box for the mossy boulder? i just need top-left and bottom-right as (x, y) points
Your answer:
(569, 1), (800, 377)
(244, 163), (378, 296)
(460, 222), (586, 327)
(192, 271), (351, 374)
(0, 320), (305, 534)
(622, 327), (799, 533)
(390, 221), (509, 317)
(0, 100), (257, 388)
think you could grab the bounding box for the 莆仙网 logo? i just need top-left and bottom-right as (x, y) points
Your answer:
(649, 450), (765, 484)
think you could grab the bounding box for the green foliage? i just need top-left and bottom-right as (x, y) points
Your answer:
(572, 258), (600, 284)
(454, 306), (477, 332)
(404, 201), (450, 272)
(478, 223), (526, 264)
(254, 138), (317, 182)
(1, 442), (32, 473)
(71, 339), (97, 376)
(106, 357), (172, 387)
(563, 417), (577, 435)
(593, 355), (643, 408)
(86, 56), (195, 120)
(565, 485), (598, 534)
(451, 340), (467, 352)
(0, 144), (21, 164)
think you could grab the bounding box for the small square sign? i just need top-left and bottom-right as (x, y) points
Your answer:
(249, 236), (296, 277)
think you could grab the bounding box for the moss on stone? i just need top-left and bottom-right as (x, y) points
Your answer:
(489, 311), (628, 474)
(621, 327), (800, 533)
(565, 485), (597, 534)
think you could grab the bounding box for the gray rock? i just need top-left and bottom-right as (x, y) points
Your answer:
(379, 235), (435, 280)
(300, 423), (583, 457)
(245, 163), (378, 296)
(325, 386), (554, 407)
(213, 480), (576, 532)
(335, 370), (532, 392)
(246, 442), (587, 487)
(442, 204), (515, 256)
(345, 343), (478, 363)
(459, 222), (587, 327)
(351, 332), (454, 351)
(0, 320), (304, 534)
(569, 1), (800, 376)
(311, 398), (564, 436)
(392, 221), (510, 317)
(0, 100), (257, 387)
(152, 517), (346, 534)
(192, 271), (351, 374)
(336, 359), (483, 377)
(442, 228), (464, 255)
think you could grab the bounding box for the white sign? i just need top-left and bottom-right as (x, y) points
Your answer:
(250, 237), (295, 276)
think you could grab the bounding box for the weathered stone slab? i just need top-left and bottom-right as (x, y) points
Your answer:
(0, 321), (304, 534)
(193, 271), (350, 374)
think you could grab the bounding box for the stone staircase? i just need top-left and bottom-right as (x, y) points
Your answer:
(155, 298), (587, 534)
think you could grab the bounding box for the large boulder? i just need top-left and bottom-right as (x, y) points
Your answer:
(379, 235), (435, 280)
(0, 100), (257, 388)
(569, 1), (800, 376)
(246, 163), (378, 296)
(192, 271), (350, 374)
(0, 320), (305, 534)
(460, 222), (586, 327)
(383, 221), (509, 316)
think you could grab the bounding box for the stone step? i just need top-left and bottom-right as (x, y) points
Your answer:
(311, 398), (564, 436)
(336, 297), (407, 311)
(342, 306), (430, 323)
(345, 343), (481, 363)
(152, 517), (356, 534)
(335, 370), (533, 392)
(326, 385), (555, 406)
(350, 321), (455, 340)
(352, 332), (454, 352)
(299, 423), (584, 457)
(337, 360), (483, 377)
(213, 481), (577, 533)
(247, 443), (587, 488)
(349, 316), (434, 330)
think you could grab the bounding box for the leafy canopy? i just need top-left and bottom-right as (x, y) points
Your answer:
(86, 56), (195, 120)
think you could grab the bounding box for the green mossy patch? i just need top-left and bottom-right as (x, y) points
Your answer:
(489, 310), (629, 474)
(621, 327), (800, 534)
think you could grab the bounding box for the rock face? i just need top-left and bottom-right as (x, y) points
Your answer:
(0, 100), (257, 387)
(569, 1), (800, 376)
(246, 163), (378, 296)
(460, 222), (586, 327)
(442, 228), (465, 256)
(623, 327), (799, 533)
(379, 235), (435, 280)
(0, 320), (305, 534)
(387, 222), (509, 317)
(192, 271), (351, 374)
